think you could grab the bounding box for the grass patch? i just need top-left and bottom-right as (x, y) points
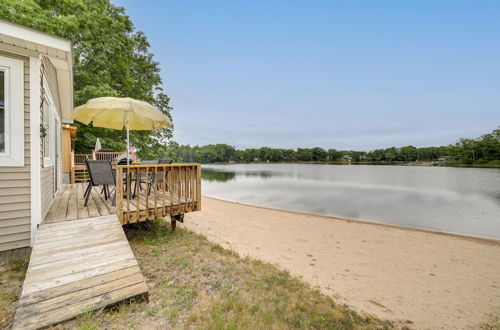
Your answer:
(0, 250), (30, 329)
(481, 316), (500, 330)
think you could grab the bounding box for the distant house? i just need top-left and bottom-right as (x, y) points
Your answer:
(437, 156), (452, 165)
(0, 20), (74, 251)
(342, 155), (352, 161)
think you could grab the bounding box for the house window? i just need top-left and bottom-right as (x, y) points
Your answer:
(0, 56), (24, 167)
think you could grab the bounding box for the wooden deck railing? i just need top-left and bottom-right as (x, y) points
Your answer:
(74, 153), (92, 164)
(93, 151), (123, 163)
(70, 152), (91, 183)
(116, 164), (201, 224)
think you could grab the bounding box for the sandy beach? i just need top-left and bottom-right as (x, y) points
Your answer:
(184, 197), (500, 329)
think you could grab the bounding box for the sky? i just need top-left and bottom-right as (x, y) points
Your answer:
(114, 0), (500, 150)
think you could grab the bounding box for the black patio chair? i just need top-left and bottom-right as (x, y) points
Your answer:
(133, 160), (158, 196)
(84, 160), (116, 207)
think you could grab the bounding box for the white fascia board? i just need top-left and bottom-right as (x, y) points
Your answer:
(0, 20), (71, 52)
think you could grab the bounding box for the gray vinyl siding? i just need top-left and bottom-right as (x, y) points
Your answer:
(40, 57), (63, 219)
(40, 166), (54, 218)
(0, 50), (31, 252)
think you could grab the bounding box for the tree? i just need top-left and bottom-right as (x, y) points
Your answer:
(296, 148), (313, 161)
(384, 147), (398, 162)
(0, 0), (173, 158)
(399, 146), (418, 162)
(311, 147), (327, 161)
(327, 149), (341, 161)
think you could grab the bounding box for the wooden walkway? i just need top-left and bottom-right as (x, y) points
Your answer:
(13, 216), (148, 329)
(43, 183), (115, 224)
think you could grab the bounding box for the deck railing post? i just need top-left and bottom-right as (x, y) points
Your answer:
(196, 164), (201, 211)
(116, 167), (123, 224)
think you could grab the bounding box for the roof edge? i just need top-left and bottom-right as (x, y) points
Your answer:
(0, 19), (71, 52)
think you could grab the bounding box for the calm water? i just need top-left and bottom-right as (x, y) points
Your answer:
(201, 164), (500, 240)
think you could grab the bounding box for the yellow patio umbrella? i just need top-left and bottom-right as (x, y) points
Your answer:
(73, 97), (172, 162)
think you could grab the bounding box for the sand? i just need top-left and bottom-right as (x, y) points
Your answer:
(183, 197), (500, 329)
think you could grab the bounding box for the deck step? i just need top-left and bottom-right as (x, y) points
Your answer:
(12, 215), (148, 330)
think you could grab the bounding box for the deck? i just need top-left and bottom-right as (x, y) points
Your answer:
(42, 180), (199, 225)
(13, 164), (201, 329)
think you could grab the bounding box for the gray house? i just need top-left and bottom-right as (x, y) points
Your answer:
(0, 20), (73, 251)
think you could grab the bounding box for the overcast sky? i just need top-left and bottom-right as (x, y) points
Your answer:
(115, 0), (500, 150)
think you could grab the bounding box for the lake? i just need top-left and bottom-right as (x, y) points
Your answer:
(201, 164), (500, 240)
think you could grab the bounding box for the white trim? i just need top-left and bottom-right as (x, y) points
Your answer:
(0, 56), (24, 166)
(0, 20), (71, 52)
(29, 56), (41, 246)
(42, 76), (60, 168)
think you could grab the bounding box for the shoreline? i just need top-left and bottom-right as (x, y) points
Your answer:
(203, 196), (500, 245)
(184, 196), (500, 329)
(203, 161), (500, 169)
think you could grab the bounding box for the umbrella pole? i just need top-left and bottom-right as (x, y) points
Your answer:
(126, 117), (130, 164)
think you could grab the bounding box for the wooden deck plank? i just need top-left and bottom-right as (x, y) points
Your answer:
(16, 273), (146, 319)
(19, 266), (141, 305)
(31, 233), (126, 258)
(23, 259), (140, 295)
(43, 188), (65, 224)
(12, 215), (148, 329)
(39, 215), (117, 231)
(30, 232), (128, 257)
(85, 184), (101, 218)
(30, 241), (130, 267)
(65, 184), (78, 221)
(34, 224), (123, 244)
(35, 217), (118, 239)
(28, 245), (132, 274)
(76, 183), (90, 219)
(52, 185), (71, 223)
(91, 188), (111, 216)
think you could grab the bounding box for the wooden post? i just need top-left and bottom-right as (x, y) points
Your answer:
(196, 164), (201, 211)
(171, 214), (184, 232)
(169, 166), (173, 215)
(171, 216), (177, 232)
(126, 167), (131, 224)
(153, 166), (158, 218)
(116, 167), (123, 224)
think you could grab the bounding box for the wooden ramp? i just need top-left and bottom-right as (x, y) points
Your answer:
(12, 215), (148, 329)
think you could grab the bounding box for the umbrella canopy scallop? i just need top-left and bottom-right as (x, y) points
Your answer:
(73, 97), (172, 130)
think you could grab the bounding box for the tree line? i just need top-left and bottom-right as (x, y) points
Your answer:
(163, 127), (500, 166)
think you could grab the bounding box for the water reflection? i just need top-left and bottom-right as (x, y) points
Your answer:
(201, 169), (236, 182)
(202, 167), (293, 182)
(201, 164), (500, 240)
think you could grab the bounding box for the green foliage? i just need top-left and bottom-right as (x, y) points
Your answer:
(0, 0), (173, 156)
(448, 128), (500, 165)
(162, 128), (500, 166)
